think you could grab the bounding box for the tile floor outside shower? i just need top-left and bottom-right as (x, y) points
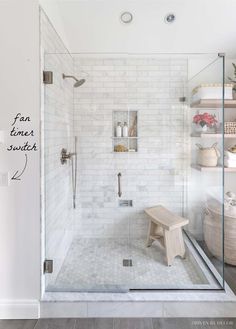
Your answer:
(1, 318), (236, 329)
(46, 236), (219, 292)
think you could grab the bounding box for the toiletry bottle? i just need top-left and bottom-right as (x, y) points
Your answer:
(116, 122), (122, 137)
(123, 122), (128, 137)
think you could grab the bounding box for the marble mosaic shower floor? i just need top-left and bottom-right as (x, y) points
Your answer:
(48, 237), (217, 292)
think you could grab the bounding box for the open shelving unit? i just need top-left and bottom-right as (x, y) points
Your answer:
(191, 98), (236, 173)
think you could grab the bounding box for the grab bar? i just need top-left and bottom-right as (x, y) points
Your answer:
(118, 172), (122, 197)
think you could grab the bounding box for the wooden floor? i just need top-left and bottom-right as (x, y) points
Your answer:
(0, 318), (235, 329)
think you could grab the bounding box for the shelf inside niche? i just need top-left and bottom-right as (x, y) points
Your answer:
(112, 137), (139, 139)
(112, 110), (138, 153)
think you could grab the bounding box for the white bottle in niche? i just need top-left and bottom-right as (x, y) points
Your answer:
(116, 122), (122, 137)
(122, 122), (128, 137)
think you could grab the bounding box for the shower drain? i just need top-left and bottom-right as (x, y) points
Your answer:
(123, 259), (133, 267)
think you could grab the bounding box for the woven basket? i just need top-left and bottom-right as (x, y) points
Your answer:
(204, 204), (236, 265)
(224, 122), (236, 134)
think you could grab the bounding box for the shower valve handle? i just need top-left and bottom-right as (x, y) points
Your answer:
(61, 148), (76, 164)
(118, 172), (122, 198)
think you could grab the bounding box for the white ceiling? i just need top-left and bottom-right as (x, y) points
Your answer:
(40, 0), (236, 56)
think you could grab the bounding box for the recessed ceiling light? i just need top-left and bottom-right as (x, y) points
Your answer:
(165, 13), (176, 24)
(120, 12), (133, 24)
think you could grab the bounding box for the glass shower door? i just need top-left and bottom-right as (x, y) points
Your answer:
(43, 53), (75, 291)
(185, 54), (225, 288)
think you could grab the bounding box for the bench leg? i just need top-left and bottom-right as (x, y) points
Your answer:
(146, 220), (156, 247)
(164, 228), (186, 266)
(146, 220), (163, 247)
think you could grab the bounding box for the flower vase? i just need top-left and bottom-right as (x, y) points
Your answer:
(194, 124), (208, 133)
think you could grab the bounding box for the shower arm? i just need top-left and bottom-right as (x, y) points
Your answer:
(62, 74), (77, 82)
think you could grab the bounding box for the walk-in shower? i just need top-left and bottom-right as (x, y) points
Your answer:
(41, 7), (226, 294)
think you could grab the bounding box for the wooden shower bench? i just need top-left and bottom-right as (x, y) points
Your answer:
(145, 205), (189, 266)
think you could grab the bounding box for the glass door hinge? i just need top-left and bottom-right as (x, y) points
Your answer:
(43, 71), (53, 84)
(179, 96), (187, 102)
(44, 260), (53, 274)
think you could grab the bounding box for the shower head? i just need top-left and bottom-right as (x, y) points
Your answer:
(74, 78), (86, 87)
(62, 73), (86, 88)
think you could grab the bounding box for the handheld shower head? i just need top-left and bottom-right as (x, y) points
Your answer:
(62, 73), (86, 88)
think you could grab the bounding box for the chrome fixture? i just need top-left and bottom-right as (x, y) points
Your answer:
(164, 13), (176, 24)
(62, 73), (86, 87)
(119, 200), (133, 207)
(60, 148), (76, 165)
(61, 140), (78, 209)
(117, 172), (122, 197)
(120, 12), (133, 24)
(123, 259), (133, 267)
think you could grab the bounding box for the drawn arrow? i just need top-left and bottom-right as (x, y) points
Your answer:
(11, 154), (28, 181)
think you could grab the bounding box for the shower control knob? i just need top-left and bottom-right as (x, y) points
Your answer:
(60, 148), (76, 164)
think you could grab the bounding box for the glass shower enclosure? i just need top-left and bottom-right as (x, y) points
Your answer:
(41, 52), (226, 293)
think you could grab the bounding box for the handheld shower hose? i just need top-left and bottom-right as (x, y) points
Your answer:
(71, 136), (78, 209)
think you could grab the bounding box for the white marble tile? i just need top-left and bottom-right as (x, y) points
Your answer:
(163, 302), (236, 318)
(87, 302), (163, 317)
(46, 237), (218, 292)
(40, 302), (87, 318)
(73, 57), (189, 240)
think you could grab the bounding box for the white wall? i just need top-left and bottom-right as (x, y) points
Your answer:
(40, 0), (236, 56)
(0, 0), (40, 319)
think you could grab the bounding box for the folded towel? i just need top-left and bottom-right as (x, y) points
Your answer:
(225, 159), (236, 167)
(225, 151), (236, 160)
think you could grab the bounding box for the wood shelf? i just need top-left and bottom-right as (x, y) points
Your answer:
(191, 133), (236, 138)
(191, 99), (236, 109)
(191, 164), (236, 172)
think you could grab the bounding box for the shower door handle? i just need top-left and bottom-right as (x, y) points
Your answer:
(118, 173), (122, 198)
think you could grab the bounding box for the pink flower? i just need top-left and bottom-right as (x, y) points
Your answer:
(193, 113), (217, 127)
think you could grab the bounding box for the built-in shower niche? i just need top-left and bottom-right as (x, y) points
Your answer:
(112, 110), (138, 152)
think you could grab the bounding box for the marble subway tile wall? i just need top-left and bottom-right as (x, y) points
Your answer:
(40, 10), (74, 286)
(73, 56), (189, 238)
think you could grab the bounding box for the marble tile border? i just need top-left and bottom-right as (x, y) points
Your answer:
(40, 301), (236, 318)
(42, 289), (236, 303)
(39, 302), (87, 318)
(163, 302), (236, 318)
